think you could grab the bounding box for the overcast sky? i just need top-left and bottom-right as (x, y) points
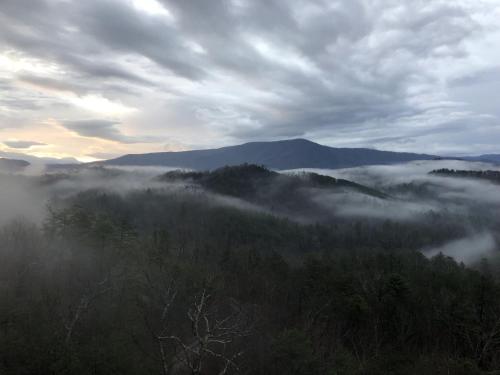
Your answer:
(1, 0), (500, 161)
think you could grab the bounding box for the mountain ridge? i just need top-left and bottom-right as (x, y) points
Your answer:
(0, 151), (79, 166)
(102, 138), (440, 170)
(463, 154), (500, 163)
(0, 158), (30, 173)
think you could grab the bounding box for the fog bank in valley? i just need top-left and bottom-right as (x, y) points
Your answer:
(288, 160), (500, 220)
(286, 160), (500, 264)
(2, 159), (500, 264)
(423, 232), (497, 264)
(0, 175), (45, 226)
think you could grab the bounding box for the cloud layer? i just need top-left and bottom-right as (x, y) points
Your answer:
(3, 140), (46, 149)
(1, 0), (500, 159)
(62, 119), (157, 143)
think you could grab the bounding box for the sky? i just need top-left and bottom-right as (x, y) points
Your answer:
(1, 0), (500, 162)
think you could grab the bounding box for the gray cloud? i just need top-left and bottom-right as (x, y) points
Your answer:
(17, 74), (89, 95)
(62, 119), (157, 144)
(0, 0), (499, 154)
(3, 140), (47, 149)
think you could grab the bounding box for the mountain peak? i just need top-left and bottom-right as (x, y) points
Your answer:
(277, 138), (316, 144)
(104, 138), (437, 170)
(245, 138), (318, 146)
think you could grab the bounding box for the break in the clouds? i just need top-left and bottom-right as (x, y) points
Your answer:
(1, 0), (500, 160)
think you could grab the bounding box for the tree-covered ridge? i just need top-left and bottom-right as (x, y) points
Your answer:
(159, 164), (387, 196)
(1, 164), (500, 374)
(430, 169), (500, 184)
(158, 164), (388, 216)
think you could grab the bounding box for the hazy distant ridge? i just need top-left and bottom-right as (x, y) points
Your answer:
(103, 139), (438, 170)
(0, 158), (30, 173)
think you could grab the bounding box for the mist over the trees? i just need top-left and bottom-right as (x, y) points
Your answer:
(1, 160), (500, 374)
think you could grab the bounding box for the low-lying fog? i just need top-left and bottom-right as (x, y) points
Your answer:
(0, 166), (177, 225)
(1, 159), (499, 264)
(424, 232), (496, 264)
(287, 160), (500, 218)
(287, 159), (500, 264)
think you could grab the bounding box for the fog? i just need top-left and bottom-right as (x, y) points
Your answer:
(424, 232), (497, 264)
(312, 191), (441, 221)
(282, 160), (500, 263)
(2, 159), (500, 264)
(0, 174), (46, 226)
(0, 166), (271, 228)
(287, 160), (500, 220)
(305, 160), (500, 187)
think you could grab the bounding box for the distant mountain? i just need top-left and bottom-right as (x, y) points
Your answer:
(463, 154), (500, 164)
(103, 139), (438, 170)
(0, 150), (79, 166)
(0, 158), (30, 173)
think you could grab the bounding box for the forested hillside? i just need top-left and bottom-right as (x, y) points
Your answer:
(431, 169), (500, 184)
(1, 164), (500, 374)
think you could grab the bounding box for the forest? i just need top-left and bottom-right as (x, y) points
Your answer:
(430, 169), (500, 184)
(1, 163), (500, 374)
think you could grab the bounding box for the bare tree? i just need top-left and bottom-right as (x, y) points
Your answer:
(64, 277), (111, 344)
(153, 278), (178, 375)
(159, 289), (252, 375)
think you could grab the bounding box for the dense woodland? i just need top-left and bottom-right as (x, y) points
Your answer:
(1, 165), (500, 374)
(430, 169), (500, 184)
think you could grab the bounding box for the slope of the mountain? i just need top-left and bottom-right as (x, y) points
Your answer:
(158, 164), (388, 220)
(463, 154), (500, 163)
(0, 158), (30, 173)
(103, 139), (437, 170)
